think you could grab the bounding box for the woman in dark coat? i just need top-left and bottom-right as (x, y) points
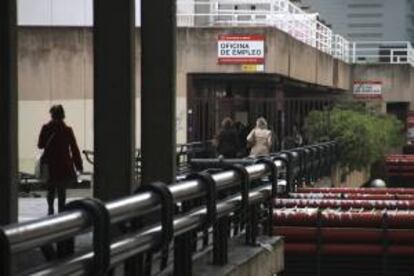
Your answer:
(215, 117), (240, 158)
(38, 105), (83, 215)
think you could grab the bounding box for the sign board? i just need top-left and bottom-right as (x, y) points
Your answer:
(407, 112), (414, 144)
(353, 80), (382, 99)
(218, 35), (265, 64)
(241, 64), (264, 72)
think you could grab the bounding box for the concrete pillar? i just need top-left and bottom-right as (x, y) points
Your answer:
(93, 0), (136, 200)
(0, 0), (18, 224)
(0, 0), (18, 225)
(141, 0), (177, 184)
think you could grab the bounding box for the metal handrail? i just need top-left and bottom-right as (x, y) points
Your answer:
(1, 141), (337, 275)
(2, 162), (272, 253)
(24, 184), (275, 275)
(351, 41), (414, 66)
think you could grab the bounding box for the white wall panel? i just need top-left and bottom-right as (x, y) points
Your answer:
(18, 0), (141, 26)
(51, 0), (92, 26)
(18, 0), (52, 25)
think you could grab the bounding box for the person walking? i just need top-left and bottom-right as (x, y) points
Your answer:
(234, 120), (249, 157)
(247, 117), (272, 157)
(38, 105), (83, 215)
(215, 117), (240, 158)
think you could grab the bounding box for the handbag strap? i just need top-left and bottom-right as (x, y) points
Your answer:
(42, 132), (56, 161)
(44, 132), (56, 151)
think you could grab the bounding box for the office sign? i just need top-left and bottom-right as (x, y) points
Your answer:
(218, 35), (265, 64)
(353, 80), (382, 99)
(241, 64), (264, 72)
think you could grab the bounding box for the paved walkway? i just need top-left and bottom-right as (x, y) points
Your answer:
(19, 189), (92, 221)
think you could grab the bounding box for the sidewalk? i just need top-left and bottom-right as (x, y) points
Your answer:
(19, 188), (92, 221)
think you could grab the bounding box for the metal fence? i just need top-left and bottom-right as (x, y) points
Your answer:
(176, 0), (350, 62)
(0, 141), (336, 276)
(352, 41), (414, 66)
(83, 141), (216, 184)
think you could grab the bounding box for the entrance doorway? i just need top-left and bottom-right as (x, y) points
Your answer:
(386, 102), (409, 124)
(187, 73), (338, 150)
(187, 74), (282, 146)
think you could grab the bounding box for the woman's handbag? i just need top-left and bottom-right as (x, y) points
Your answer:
(34, 153), (48, 182)
(34, 133), (55, 182)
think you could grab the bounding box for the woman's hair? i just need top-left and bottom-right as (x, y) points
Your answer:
(50, 105), (65, 120)
(256, 117), (268, 129)
(221, 117), (233, 129)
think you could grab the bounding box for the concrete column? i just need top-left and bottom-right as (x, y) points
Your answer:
(141, 0), (177, 184)
(93, 0), (136, 200)
(0, 0), (18, 224)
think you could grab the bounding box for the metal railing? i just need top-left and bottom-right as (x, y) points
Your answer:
(83, 141), (215, 183)
(176, 0), (350, 62)
(352, 41), (414, 66)
(0, 141), (336, 276)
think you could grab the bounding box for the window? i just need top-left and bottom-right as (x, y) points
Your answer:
(348, 33), (383, 38)
(347, 13), (383, 18)
(348, 3), (383, 8)
(348, 23), (383, 28)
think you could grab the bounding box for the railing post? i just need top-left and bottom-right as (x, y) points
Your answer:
(272, 155), (290, 194)
(64, 198), (111, 275)
(390, 49), (395, 64)
(174, 232), (193, 276)
(381, 212), (389, 276)
(352, 42), (357, 63)
(125, 254), (146, 276)
(256, 158), (278, 235)
(213, 216), (230, 265)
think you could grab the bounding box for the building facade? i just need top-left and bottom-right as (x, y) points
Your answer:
(293, 0), (414, 43)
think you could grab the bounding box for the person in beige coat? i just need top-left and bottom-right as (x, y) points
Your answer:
(247, 117), (272, 157)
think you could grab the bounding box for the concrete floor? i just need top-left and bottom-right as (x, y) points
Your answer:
(19, 188), (92, 221)
(16, 189), (94, 274)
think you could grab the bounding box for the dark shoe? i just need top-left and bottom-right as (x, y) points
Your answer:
(47, 207), (54, 215)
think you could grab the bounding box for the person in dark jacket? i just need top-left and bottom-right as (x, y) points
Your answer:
(215, 117), (240, 158)
(234, 121), (248, 157)
(38, 105), (83, 215)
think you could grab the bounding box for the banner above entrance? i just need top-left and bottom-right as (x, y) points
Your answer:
(218, 35), (265, 64)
